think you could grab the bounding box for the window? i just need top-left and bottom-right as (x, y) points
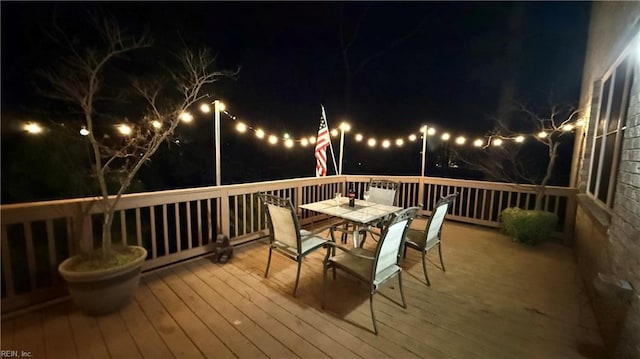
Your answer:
(586, 42), (636, 208)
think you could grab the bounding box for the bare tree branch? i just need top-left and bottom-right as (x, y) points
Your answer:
(453, 103), (582, 210)
(39, 13), (236, 257)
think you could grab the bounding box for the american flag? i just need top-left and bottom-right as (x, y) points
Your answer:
(315, 113), (330, 177)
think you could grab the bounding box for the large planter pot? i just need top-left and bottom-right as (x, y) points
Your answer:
(58, 245), (147, 315)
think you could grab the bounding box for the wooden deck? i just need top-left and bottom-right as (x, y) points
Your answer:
(0, 221), (605, 358)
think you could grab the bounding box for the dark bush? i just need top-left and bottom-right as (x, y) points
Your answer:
(500, 207), (558, 246)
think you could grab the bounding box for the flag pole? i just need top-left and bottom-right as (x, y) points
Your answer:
(321, 105), (339, 175)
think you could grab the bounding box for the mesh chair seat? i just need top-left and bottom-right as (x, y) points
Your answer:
(323, 206), (419, 334)
(258, 192), (331, 296)
(403, 193), (458, 286)
(404, 227), (439, 250)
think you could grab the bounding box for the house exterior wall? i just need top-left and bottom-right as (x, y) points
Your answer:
(574, 3), (640, 357)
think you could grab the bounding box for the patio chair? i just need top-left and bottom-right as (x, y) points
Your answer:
(257, 193), (331, 296)
(323, 206), (419, 334)
(356, 179), (400, 245)
(402, 192), (458, 286)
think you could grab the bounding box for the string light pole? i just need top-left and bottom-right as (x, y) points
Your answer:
(200, 100), (225, 186)
(338, 122), (351, 175)
(420, 125), (427, 177)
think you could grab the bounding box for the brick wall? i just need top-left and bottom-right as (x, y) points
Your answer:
(609, 69), (640, 358)
(574, 3), (640, 357)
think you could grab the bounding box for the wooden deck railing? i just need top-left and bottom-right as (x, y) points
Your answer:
(0, 175), (576, 314)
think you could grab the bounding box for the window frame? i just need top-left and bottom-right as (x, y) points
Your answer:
(586, 37), (638, 208)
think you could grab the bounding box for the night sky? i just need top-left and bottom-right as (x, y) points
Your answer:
(1, 2), (591, 198)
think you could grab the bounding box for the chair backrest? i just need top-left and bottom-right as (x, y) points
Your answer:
(368, 179), (400, 206)
(425, 193), (459, 244)
(373, 207), (419, 276)
(257, 193), (301, 251)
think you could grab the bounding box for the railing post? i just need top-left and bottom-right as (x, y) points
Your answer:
(219, 193), (231, 238)
(418, 177), (426, 213)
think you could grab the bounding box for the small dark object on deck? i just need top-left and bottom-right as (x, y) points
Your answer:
(214, 234), (234, 263)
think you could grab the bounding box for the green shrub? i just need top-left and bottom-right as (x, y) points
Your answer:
(500, 207), (558, 246)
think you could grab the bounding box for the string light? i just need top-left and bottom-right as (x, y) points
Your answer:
(179, 112), (193, 123)
(22, 98), (584, 156)
(195, 101), (584, 153)
(117, 124), (133, 136)
(24, 122), (43, 134)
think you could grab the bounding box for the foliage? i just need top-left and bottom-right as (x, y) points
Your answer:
(39, 12), (237, 259)
(500, 207), (558, 246)
(64, 245), (145, 272)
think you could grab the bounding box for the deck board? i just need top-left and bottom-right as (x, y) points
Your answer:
(146, 272), (235, 358)
(176, 262), (294, 358)
(136, 277), (204, 358)
(188, 260), (328, 358)
(119, 299), (175, 358)
(215, 258), (395, 359)
(42, 303), (77, 359)
(0, 221), (606, 358)
(210, 258), (362, 359)
(67, 308), (110, 359)
(96, 309), (142, 359)
(1, 316), (14, 349)
(12, 312), (45, 359)
(158, 266), (267, 359)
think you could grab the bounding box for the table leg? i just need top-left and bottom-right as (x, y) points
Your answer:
(352, 224), (360, 247)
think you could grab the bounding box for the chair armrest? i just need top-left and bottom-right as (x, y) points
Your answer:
(301, 228), (330, 237)
(341, 249), (375, 261)
(323, 241), (350, 253)
(322, 242), (375, 261)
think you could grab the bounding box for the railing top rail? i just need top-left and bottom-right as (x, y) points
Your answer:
(1, 174), (575, 224)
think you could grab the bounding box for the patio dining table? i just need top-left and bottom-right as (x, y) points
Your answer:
(300, 198), (403, 247)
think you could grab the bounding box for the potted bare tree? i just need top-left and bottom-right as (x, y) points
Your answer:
(42, 14), (236, 314)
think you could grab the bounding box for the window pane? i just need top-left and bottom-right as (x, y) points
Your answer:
(620, 64), (634, 130)
(608, 57), (628, 133)
(597, 77), (611, 137)
(589, 137), (602, 196)
(597, 133), (616, 203)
